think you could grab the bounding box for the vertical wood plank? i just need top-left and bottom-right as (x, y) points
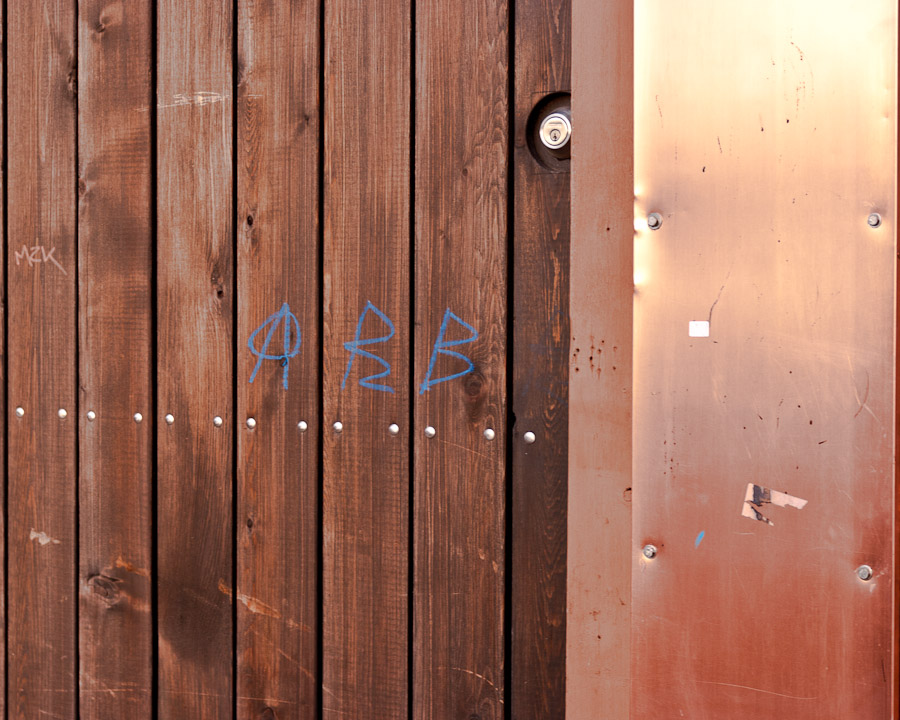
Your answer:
(322, 0), (410, 716)
(566, 0), (633, 717)
(157, 0), (234, 716)
(7, 0), (77, 717)
(235, 0), (319, 717)
(77, 1), (154, 714)
(414, 0), (508, 717)
(0, 2), (6, 716)
(511, 0), (570, 717)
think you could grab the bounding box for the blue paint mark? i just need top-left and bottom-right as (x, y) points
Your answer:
(248, 302), (301, 389)
(342, 301), (396, 393)
(419, 308), (479, 394)
(695, 530), (705, 548)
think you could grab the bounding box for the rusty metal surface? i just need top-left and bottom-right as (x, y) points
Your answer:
(633, 2), (897, 717)
(567, 0), (633, 718)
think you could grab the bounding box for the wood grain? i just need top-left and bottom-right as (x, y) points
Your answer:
(77, 0), (154, 714)
(414, 1), (508, 717)
(511, 0), (570, 717)
(0, 2), (6, 717)
(236, 1), (319, 717)
(567, 0), (633, 717)
(7, 0), (78, 717)
(322, 0), (410, 716)
(157, 0), (234, 716)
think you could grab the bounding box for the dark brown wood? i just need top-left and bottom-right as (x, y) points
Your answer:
(235, 1), (319, 717)
(157, 0), (234, 716)
(77, 1), (154, 714)
(413, 1), (508, 717)
(0, 8), (8, 718)
(566, 0), (633, 717)
(0, 2), (6, 716)
(512, 2), (570, 719)
(322, 0), (410, 717)
(7, 0), (78, 717)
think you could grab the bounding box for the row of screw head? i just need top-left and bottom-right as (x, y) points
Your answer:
(646, 212), (885, 231)
(16, 407), (540, 444)
(643, 544), (876, 581)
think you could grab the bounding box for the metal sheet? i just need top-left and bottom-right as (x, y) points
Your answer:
(633, 2), (897, 717)
(568, 0), (633, 717)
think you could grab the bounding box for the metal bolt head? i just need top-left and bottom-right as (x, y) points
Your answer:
(539, 112), (572, 150)
(642, 544), (658, 559)
(424, 425), (436, 438)
(298, 420), (308, 432)
(133, 413), (143, 424)
(58, 408), (68, 419)
(87, 410), (97, 422)
(647, 212), (663, 230)
(213, 416), (224, 427)
(246, 417), (257, 430)
(523, 431), (536, 444)
(867, 213), (882, 228)
(15, 407), (24, 418)
(333, 421), (343, 434)
(484, 428), (496, 441)
(857, 564), (873, 581)
(165, 413), (175, 425)
(388, 423), (400, 436)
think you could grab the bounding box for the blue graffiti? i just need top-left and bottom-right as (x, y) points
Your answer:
(342, 301), (396, 393)
(419, 308), (479, 394)
(248, 302), (301, 389)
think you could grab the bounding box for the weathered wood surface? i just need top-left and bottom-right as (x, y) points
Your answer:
(157, 0), (234, 716)
(567, 0), (633, 718)
(322, 0), (411, 717)
(511, 1), (571, 718)
(414, 1), (509, 718)
(236, 1), (320, 717)
(77, 0), (154, 715)
(7, 0), (78, 717)
(0, 3), (575, 718)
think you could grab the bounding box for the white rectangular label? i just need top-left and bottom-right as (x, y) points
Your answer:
(688, 320), (710, 337)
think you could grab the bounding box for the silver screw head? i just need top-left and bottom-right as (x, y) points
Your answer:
(857, 564), (873, 581)
(868, 213), (882, 228)
(15, 407), (24, 418)
(523, 431), (536, 444)
(246, 417), (257, 430)
(133, 412), (143, 423)
(87, 410), (97, 422)
(388, 423), (400, 436)
(213, 416), (224, 427)
(539, 112), (572, 150)
(58, 408), (68, 419)
(647, 212), (663, 230)
(424, 425), (436, 438)
(642, 544), (658, 559)
(333, 421), (343, 434)
(165, 413), (174, 425)
(484, 428), (496, 441)
(298, 420), (308, 432)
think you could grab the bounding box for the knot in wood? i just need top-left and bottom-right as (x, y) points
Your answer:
(257, 708), (277, 720)
(88, 574), (121, 605)
(463, 369), (484, 398)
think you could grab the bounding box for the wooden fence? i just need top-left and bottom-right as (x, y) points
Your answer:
(1, 0), (570, 718)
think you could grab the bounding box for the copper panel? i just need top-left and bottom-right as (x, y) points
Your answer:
(633, 3), (897, 718)
(568, 0), (633, 717)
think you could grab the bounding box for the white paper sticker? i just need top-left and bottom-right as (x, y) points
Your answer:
(688, 320), (710, 337)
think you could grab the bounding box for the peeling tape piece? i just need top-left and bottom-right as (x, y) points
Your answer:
(741, 482), (807, 526)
